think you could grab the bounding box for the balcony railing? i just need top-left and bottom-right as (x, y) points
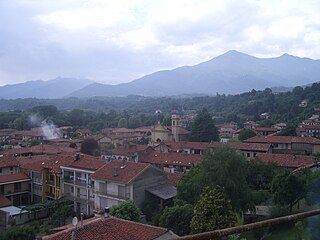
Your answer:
(63, 193), (94, 206)
(94, 190), (129, 201)
(64, 176), (74, 184)
(46, 180), (55, 186)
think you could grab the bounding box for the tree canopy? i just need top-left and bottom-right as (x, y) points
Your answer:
(80, 138), (100, 156)
(238, 129), (256, 142)
(190, 108), (219, 142)
(159, 204), (194, 236)
(177, 146), (251, 211)
(271, 170), (309, 212)
(109, 200), (141, 222)
(191, 186), (237, 233)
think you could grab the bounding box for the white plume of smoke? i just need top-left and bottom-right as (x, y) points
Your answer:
(28, 114), (42, 127)
(41, 120), (61, 140)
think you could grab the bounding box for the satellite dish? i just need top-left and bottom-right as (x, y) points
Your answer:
(72, 217), (78, 226)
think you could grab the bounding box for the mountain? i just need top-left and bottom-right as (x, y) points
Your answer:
(0, 77), (93, 99)
(68, 50), (320, 98)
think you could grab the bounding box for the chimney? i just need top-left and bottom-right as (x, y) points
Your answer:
(74, 153), (80, 161)
(121, 158), (126, 169)
(113, 166), (118, 177)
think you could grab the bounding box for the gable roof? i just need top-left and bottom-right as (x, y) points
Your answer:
(0, 157), (20, 168)
(256, 153), (315, 169)
(2, 144), (78, 156)
(140, 152), (203, 167)
(63, 155), (105, 171)
(42, 216), (174, 240)
(0, 172), (30, 185)
(91, 161), (151, 184)
(167, 172), (184, 187)
(244, 135), (320, 145)
(0, 195), (12, 207)
(228, 142), (272, 152)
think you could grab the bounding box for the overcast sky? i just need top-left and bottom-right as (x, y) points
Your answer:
(0, 0), (320, 86)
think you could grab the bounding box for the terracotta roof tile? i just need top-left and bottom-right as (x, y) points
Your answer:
(256, 153), (315, 168)
(0, 157), (20, 168)
(167, 172), (184, 187)
(0, 172), (30, 185)
(140, 152), (203, 167)
(244, 135), (320, 145)
(0, 195), (12, 207)
(64, 155), (105, 171)
(42, 216), (171, 240)
(91, 161), (150, 184)
(228, 142), (271, 152)
(2, 144), (78, 156)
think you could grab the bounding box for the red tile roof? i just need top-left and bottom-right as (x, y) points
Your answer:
(75, 129), (92, 134)
(254, 127), (278, 132)
(167, 172), (184, 187)
(256, 153), (315, 169)
(244, 135), (320, 145)
(63, 155), (105, 171)
(228, 142), (271, 152)
(167, 126), (190, 135)
(0, 172), (30, 185)
(42, 216), (172, 240)
(91, 161), (150, 184)
(0, 195), (12, 207)
(165, 141), (215, 151)
(140, 152), (203, 167)
(111, 145), (151, 156)
(0, 157), (20, 168)
(164, 141), (271, 152)
(2, 144), (78, 156)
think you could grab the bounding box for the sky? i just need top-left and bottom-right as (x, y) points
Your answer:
(0, 0), (320, 86)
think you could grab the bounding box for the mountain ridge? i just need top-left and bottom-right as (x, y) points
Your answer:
(1, 50), (320, 99)
(69, 50), (320, 98)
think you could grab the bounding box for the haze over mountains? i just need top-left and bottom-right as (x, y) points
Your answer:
(1, 50), (320, 99)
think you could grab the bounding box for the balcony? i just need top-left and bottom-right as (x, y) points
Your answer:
(63, 193), (94, 206)
(64, 175), (74, 184)
(75, 177), (88, 187)
(46, 180), (55, 186)
(94, 190), (129, 201)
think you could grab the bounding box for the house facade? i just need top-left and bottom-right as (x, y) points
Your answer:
(91, 161), (168, 211)
(61, 155), (105, 215)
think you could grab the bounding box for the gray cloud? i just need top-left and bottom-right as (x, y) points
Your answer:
(0, 0), (319, 86)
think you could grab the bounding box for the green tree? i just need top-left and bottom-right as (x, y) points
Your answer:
(80, 138), (100, 156)
(177, 166), (204, 205)
(238, 129), (256, 142)
(109, 200), (140, 222)
(271, 171), (308, 212)
(159, 204), (194, 236)
(1, 223), (39, 240)
(190, 108), (219, 142)
(51, 204), (73, 227)
(191, 186), (237, 233)
(277, 126), (297, 136)
(247, 159), (279, 190)
(177, 147), (251, 211)
(31, 105), (58, 118)
(117, 118), (128, 128)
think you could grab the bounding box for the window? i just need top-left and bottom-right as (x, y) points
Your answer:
(118, 185), (125, 198)
(14, 183), (21, 192)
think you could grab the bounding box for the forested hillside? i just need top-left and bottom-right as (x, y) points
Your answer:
(0, 83), (319, 130)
